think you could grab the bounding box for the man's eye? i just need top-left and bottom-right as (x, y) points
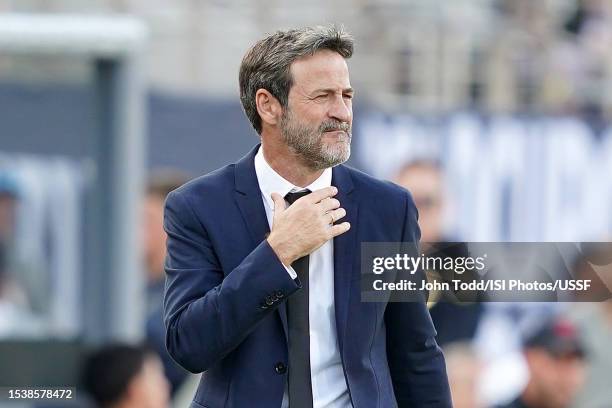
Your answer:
(343, 94), (353, 100)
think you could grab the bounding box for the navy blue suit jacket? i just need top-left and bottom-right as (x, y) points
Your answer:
(163, 145), (452, 408)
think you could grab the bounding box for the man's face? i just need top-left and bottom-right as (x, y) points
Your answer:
(527, 349), (586, 408)
(280, 49), (353, 170)
(394, 164), (444, 242)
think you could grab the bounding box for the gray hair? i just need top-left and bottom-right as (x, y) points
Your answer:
(239, 25), (354, 134)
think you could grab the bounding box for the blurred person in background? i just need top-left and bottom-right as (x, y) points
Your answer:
(0, 174), (24, 303)
(495, 317), (586, 408)
(568, 243), (612, 302)
(394, 159), (483, 346)
(144, 169), (190, 312)
(0, 174), (19, 245)
(444, 342), (483, 408)
(82, 343), (170, 408)
(393, 160), (445, 244)
(0, 172), (43, 337)
(142, 169), (190, 394)
(567, 245), (612, 407)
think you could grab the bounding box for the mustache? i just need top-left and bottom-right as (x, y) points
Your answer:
(319, 120), (351, 134)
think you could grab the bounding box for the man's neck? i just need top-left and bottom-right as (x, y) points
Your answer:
(261, 141), (324, 188)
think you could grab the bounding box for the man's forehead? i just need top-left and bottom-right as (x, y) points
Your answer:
(289, 49), (351, 91)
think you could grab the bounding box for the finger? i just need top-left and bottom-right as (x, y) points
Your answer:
(271, 192), (287, 217)
(328, 222), (350, 238)
(327, 207), (346, 224)
(308, 186), (337, 203)
(319, 198), (341, 212)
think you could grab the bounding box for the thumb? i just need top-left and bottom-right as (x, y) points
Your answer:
(271, 192), (287, 219)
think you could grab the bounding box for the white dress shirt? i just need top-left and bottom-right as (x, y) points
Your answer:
(254, 146), (352, 408)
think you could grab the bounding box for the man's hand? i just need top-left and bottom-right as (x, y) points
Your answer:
(267, 186), (350, 266)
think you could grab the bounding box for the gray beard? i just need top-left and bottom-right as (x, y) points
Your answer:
(280, 111), (351, 171)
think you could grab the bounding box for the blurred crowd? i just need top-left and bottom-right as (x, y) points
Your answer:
(395, 159), (612, 408)
(473, 0), (612, 118)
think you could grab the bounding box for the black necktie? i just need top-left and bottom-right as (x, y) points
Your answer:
(284, 190), (313, 408)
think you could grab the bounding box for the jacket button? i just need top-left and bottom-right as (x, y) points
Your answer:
(274, 362), (287, 374)
(275, 291), (284, 298)
(265, 296), (274, 306)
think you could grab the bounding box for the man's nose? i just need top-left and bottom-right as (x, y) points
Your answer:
(328, 94), (352, 124)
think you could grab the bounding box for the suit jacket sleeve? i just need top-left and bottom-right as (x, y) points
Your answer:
(162, 190), (300, 373)
(385, 192), (452, 407)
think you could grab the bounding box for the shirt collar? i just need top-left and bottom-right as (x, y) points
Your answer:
(254, 145), (332, 209)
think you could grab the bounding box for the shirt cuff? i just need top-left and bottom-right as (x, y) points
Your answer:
(284, 265), (298, 280)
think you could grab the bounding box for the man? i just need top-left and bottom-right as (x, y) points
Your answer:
(393, 160), (446, 244)
(82, 343), (170, 408)
(142, 170), (190, 394)
(0, 173), (44, 337)
(495, 318), (586, 408)
(144, 170), (190, 312)
(394, 160), (483, 346)
(163, 25), (451, 407)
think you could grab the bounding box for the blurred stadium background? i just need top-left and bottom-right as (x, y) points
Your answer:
(0, 0), (611, 407)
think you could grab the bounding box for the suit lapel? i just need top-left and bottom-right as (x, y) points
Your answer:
(234, 144), (269, 245)
(234, 144), (289, 341)
(332, 165), (357, 356)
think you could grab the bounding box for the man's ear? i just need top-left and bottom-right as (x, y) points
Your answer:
(255, 89), (282, 128)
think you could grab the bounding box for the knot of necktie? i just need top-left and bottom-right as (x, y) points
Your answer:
(284, 190), (311, 205)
